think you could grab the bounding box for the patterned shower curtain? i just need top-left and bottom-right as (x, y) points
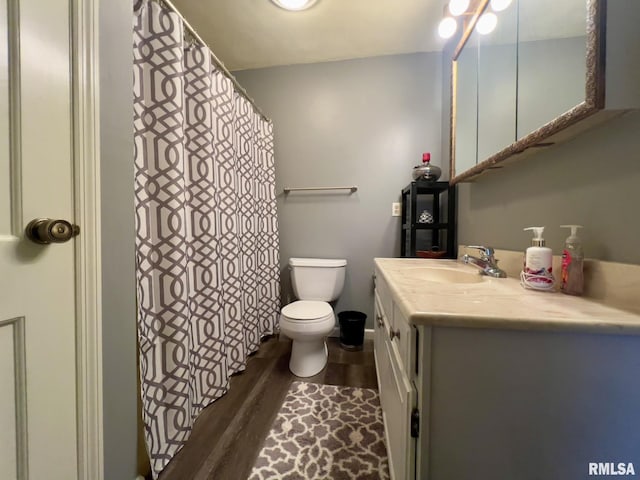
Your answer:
(133, 1), (280, 476)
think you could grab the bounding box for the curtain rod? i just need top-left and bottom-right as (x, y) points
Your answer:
(153, 0), (272, 123)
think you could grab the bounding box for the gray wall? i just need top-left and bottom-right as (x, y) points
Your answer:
(235, 53), (443, 327)
(99, 1), (138, 479)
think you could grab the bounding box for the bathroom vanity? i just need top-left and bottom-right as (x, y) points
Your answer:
(373, 258), (640, 480)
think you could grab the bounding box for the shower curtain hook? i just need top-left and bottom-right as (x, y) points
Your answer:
(183, 30), (197, 49)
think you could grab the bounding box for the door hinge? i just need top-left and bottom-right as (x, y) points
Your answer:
(411, 408), (420, 438)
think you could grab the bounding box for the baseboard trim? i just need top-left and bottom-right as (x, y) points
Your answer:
(330, 327), (374, 340)
(364, 328), (374, 340)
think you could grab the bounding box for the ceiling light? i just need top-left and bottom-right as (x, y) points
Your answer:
(270, 0), (318, 11)
(490, 0), (512, 12)
(476, 12), (498, 34)
(438, 17), (458, 39)
(448, 0), (470, 17)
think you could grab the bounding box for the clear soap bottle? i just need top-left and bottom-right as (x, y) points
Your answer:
(560, 225), (584, 296)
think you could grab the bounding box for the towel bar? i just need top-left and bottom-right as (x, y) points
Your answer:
(283, 186), (358, 194)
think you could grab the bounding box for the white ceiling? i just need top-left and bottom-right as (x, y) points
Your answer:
(170, 0), (447, 71)
(169, 0), (587, 72)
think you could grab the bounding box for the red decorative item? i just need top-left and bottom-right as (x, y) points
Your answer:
(412, 152), (441, 181)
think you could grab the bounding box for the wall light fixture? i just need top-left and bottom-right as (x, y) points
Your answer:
(437, 0), (512, 39)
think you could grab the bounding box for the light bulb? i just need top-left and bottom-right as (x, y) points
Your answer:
(476, 12), (498, 34)
(270, 0), (318, 11)
(448, 0), (470, 17)
(438, 17), (458, 39)
(490, 0), (512, 12)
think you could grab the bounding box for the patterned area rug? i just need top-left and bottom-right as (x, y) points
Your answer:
(249, 382), (389, 480)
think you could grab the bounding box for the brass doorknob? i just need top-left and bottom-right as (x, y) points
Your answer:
(25, 218), (80, 244)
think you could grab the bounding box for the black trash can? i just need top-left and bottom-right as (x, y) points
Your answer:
(338, 311), (367, 351)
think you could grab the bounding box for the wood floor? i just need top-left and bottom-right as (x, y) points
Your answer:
(158, 335), (378, 480)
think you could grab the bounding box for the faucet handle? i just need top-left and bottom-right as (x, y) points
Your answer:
(467, 245), (496, 260)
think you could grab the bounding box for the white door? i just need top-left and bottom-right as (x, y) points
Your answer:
(0, 0), (79, 478)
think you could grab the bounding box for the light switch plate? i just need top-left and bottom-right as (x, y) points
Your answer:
(392, 202), (401, 217)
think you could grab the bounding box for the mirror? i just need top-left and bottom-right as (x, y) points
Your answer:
(517, 0), (587, 138)
(450, 0), (604, 183)
(477, 2), (517, 162)
(453, 29), (478, 174)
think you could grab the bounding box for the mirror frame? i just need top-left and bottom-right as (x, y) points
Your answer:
(449, 0), (605, 184)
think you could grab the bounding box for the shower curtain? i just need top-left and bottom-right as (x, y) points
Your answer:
(133, 1), (280, 476)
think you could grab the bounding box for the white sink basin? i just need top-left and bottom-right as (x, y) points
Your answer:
(402, 267), (484, 284)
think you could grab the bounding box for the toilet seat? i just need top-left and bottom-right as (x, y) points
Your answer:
(281, 300), (333, 321)
(280, 301), (335, 337)
(279, 300), (335, 377)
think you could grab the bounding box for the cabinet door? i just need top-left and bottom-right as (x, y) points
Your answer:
(383, 333), (417, 480)
(454, 28), (479, 175)
(517, 0), (587, 138)
(375, 292), (416, 480)
(477, 1), (517, 160)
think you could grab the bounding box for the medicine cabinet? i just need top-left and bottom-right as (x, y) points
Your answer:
(450, 0), (640, 183)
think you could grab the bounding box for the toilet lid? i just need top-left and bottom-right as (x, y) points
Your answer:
(281, 301), (332, 320)
(289, 258), (347, 267)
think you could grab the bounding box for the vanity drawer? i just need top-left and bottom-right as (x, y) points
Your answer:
(393, 304), (414, 375)
(373, 291), (389, 410)
(374, 290), (390, 348)
(374, 268), (394, 326)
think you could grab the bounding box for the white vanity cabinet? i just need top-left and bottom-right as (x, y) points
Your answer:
(374, 258), (640, 480)
(373, 272), (416, 480)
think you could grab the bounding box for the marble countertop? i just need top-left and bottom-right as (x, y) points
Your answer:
(374, 258), (640, 335)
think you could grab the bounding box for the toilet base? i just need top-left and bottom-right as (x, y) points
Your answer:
(289, 338), (329, 377)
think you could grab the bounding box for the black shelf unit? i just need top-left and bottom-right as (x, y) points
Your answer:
(400, 181), (457, 258)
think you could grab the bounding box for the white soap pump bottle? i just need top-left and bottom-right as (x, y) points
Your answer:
(560, 225), (584, 296)
(521, 226), (555, 291)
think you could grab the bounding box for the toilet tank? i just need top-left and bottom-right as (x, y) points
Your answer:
(289, 258), (347, 302)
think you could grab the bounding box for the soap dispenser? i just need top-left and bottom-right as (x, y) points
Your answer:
(560, 225), (584, 296)
(521, 226), (555, 291)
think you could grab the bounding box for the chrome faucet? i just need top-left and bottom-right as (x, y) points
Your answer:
(462, 246), (507, 278)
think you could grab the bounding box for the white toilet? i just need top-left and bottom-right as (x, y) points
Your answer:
(280, 257), (347, 377)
